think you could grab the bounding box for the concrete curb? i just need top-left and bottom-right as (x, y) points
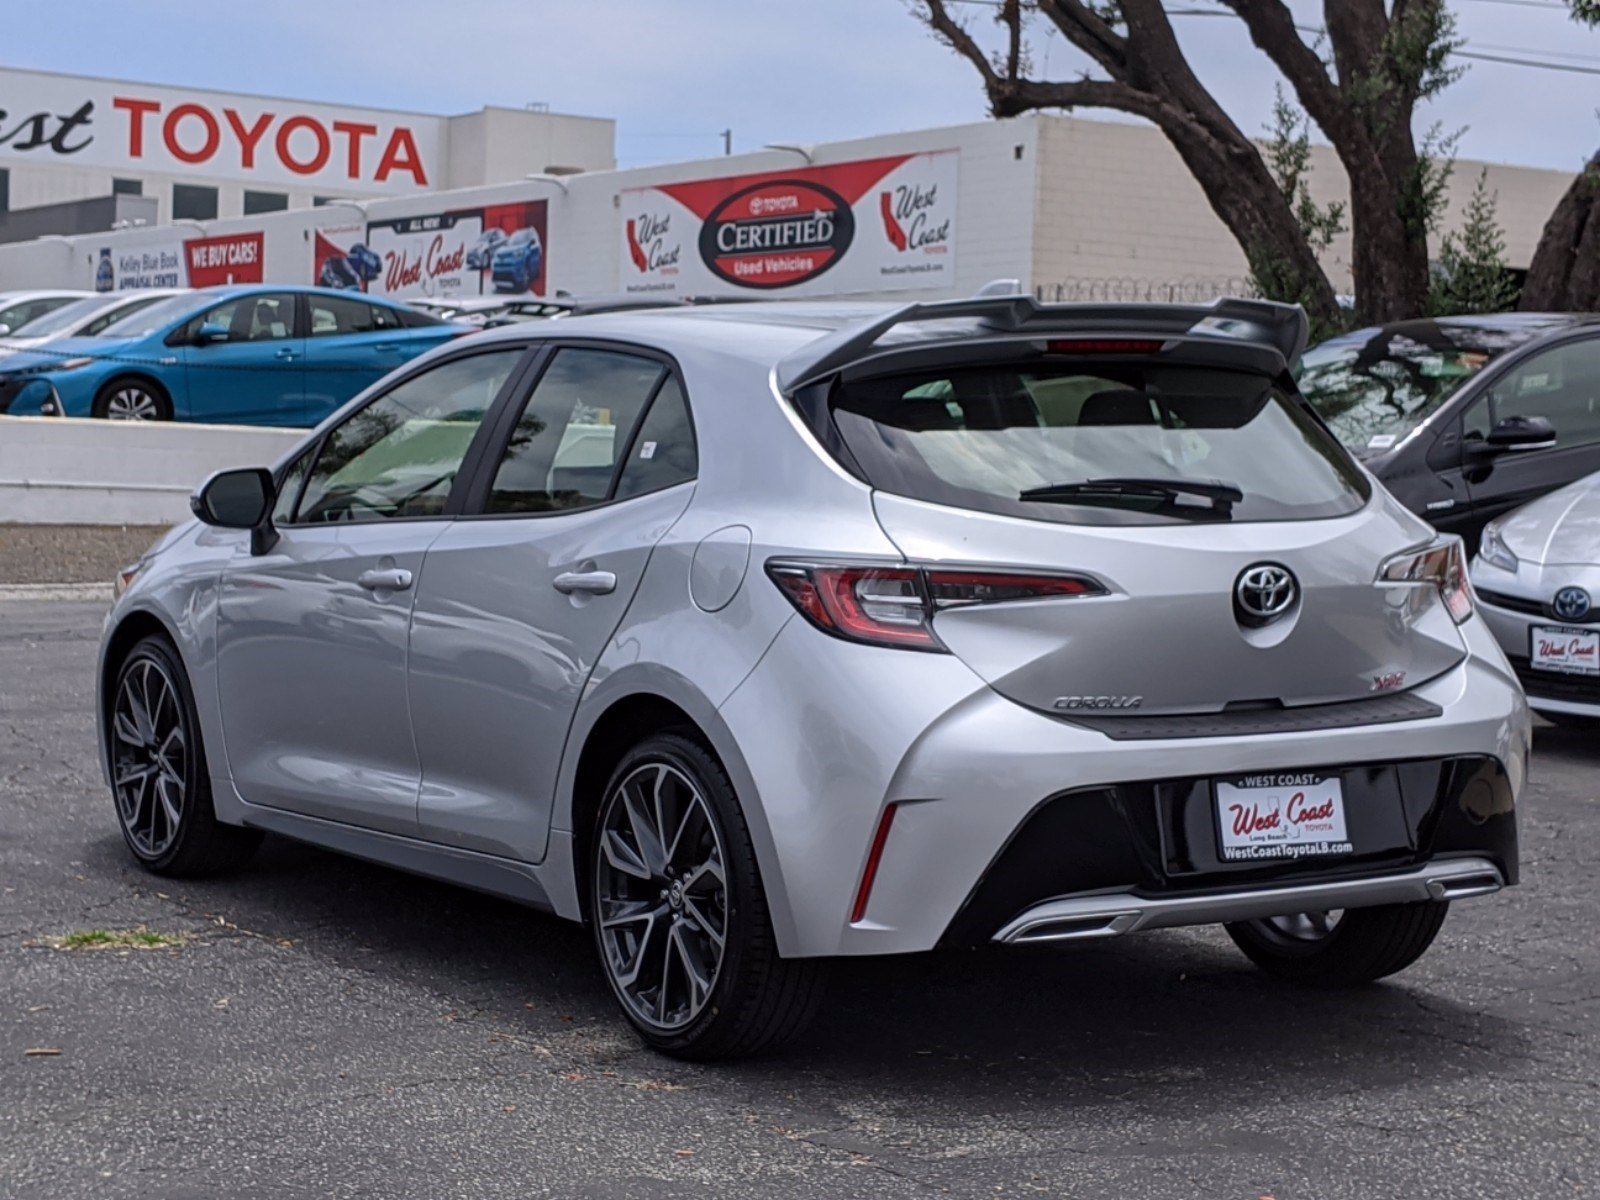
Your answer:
(0, 583), (112, 602)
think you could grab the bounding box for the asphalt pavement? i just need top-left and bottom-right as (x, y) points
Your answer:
(1, 598), (1596, 1200)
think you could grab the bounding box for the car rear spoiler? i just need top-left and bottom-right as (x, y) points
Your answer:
(773, 293), (1309, 393)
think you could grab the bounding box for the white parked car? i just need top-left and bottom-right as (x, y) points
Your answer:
(0, 290), (188, 359)
(1472, 469), (1600, 725)
(0, 289), (92, 337)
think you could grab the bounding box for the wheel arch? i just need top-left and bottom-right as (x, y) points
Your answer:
(555, 671), (799, 954)
(98, 606), (186, 782)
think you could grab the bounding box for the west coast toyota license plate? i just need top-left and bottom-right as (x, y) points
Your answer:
(1531, 626), (1600, 676)
(1215, 773), (1353, 863)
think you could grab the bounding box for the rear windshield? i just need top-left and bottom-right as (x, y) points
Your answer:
(831, 363), (1370, 526)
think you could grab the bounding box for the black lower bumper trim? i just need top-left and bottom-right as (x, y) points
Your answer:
(941, 754), (1517, 946)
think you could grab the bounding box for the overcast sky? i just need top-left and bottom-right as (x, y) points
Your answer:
(6, 0), (1598, 174)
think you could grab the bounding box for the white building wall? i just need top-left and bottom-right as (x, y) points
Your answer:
(1030, 113), (1576, 299)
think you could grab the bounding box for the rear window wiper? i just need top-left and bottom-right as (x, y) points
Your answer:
(1020, 476), (1244, 508)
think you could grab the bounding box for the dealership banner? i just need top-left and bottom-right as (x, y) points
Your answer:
(363, 200), (549, 300)
(92, 231), (265, 291)
(619, 151), (957, 298)
(312, 221), (380, 291)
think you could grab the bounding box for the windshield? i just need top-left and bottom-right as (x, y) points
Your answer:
(5, 294), (123, 338)
(89, 294), (201, 339)
(831, 361), (1370, 526)
(1294, 320), (1567, 451)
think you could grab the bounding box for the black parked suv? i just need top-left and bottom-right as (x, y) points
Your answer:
(1298, 313), (1600, 550)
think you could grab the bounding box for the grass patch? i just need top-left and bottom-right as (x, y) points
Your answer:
(42, 927), (191, 952)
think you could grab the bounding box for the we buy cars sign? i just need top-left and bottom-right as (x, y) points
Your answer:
(185, 234), (265, 287)
(619, 151), (958, 298)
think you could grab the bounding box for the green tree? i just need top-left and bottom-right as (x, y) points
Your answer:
(1522, 2), (1600, 310)
(1253, 88), (1348, 339)
(914, 0), (1464, 327)
(1430, 169), (1519, 315)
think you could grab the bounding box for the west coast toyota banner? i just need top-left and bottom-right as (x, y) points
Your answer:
(91, 232), (264, 291)
(619, 151), (957, 298)
(364, 200), (549, 299)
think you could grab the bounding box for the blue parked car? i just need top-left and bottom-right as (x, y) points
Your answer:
(0, 286), (465, 426)
(490, 228), (543, 293)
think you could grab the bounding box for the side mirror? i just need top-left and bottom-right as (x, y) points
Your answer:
(1476, 415), (1558, 454)
(0, 324), (11, 336)
(191, 467), (277, 553)
(196, 321), (231, 345)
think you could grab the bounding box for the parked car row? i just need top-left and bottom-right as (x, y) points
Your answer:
(1295, 313), (1600, 725)
(4, 283), (1595, 734)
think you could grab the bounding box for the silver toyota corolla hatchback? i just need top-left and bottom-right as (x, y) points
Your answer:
(98, 293), (1528, 1058)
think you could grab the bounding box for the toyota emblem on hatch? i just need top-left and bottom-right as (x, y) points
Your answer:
(1552, 586), (1592, 622)
(1234, 563), (1299, 627)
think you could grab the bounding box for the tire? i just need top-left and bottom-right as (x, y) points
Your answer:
(1225, 900), (1449, 986)
(589, 732), (825, 1060)
(93, 377), (172, 421)
(108, 635), (261, 877)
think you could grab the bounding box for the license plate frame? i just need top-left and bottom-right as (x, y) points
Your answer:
(1530, 625), (1600, 677)
(1213, 772), (1355, 864)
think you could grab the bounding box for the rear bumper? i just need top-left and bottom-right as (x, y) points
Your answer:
(718, 614), (1528, 958)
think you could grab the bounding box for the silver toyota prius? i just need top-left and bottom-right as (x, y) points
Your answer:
(1471, 468), (1600, 724)
(97, 292), (1529, 1058)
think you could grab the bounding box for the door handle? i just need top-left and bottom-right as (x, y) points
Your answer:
(370, 342), (401, 352)
(357, 567), (414, 592)
(275, 347), (299, 361)
(552, 569), (617, 596)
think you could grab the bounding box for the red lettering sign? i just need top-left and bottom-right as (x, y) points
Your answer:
(108, 94), (429, 187)
(183, 233), (265, 287)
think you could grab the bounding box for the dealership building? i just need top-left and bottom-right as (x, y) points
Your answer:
(0, 66), (614, 230)
(0, 64), (1579, 306)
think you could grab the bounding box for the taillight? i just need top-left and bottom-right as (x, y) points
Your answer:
(766, 561), (1103, 651)
(1379, 537), (1473, 624)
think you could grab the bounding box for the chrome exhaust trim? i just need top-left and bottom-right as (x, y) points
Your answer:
(993, 857), (1504, 945)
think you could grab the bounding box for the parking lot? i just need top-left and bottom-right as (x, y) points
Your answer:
(0, 595), (1594, 1200)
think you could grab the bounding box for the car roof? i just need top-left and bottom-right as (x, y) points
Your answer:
(1309, 312), (1600, 358)
(0, 289), (92, 302)
(459, 295), (1308, 390)
(461, 300), (890, 363)
(176, 283), (416, 307)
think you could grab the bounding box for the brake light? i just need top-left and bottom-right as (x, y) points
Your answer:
(767, 561), (1103, 651)
(1044, 338), (1164, 355)
(1379, 537), (1474, 624)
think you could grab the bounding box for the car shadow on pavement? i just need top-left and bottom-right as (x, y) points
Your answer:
(81, 827), (1528, 1105)
(1532, 718), (1600, 757)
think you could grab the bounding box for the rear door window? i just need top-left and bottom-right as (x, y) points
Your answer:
(832, 362), (1370, 526)
(485, 348), (669, 514)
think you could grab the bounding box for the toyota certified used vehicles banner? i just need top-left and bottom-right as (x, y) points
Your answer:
(91, 232), (265, 291)
(363, 200), (549, 300)
(619, 150), (958, 299)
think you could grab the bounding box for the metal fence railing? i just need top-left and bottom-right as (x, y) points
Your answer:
(1034, 276), (1257, 304)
